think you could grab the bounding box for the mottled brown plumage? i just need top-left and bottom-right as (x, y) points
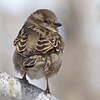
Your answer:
(13, 9), (64, 93)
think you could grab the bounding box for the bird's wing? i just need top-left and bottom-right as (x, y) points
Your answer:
(35, 37), (54, 54)
(35, 32), (63, 54)
(13, 26), (28, 53)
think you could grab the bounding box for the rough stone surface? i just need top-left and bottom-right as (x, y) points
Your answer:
(0, 72), (60, 100)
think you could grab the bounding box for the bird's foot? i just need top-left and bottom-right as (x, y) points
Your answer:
(44, 88), (51, 95)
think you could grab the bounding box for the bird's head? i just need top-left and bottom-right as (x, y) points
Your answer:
(27, 9), (62, 32)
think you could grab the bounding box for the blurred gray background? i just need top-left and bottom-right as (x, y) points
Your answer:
(0, 0), (100, 100)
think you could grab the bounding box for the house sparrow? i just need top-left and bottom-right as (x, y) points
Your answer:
(13, 9), (64, 93)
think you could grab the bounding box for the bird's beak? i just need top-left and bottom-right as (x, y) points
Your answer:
(53, 22), (62, 27)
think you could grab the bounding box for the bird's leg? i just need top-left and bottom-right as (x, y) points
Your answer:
(44, 56), (50, 94)
(22, 72), (29, 83)
(22, 72), (26, 80)
(46, 77), (50, 94)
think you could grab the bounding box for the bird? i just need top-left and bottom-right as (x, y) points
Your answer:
(13, 9), (64, 93)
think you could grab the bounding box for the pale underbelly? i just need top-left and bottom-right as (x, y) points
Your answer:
(26, 67), (45, 79)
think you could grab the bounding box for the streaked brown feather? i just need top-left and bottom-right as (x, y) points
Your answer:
(23, 57), (37, 67)
(35, 37), (54, 54)
(13, 26), (29, 53)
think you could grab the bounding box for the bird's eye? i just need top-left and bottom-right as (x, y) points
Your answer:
(44, 20), (48, 23)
